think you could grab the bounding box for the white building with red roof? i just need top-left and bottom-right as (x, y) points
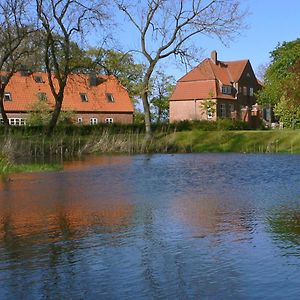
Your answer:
(169, 51), (262, 122)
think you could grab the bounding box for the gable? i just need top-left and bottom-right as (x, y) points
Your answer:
(171, 52), (257, 101)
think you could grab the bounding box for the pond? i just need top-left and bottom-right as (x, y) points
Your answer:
(1, 153), (300, 299)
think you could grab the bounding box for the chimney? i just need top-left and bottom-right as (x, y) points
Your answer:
(211, 50), (218, 64)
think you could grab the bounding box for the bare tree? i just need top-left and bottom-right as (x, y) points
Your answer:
(35, 0), (108, 135)
(116, 0), (247, 136)
(0, 0), (33, 127)
(256, 63), (269, 83)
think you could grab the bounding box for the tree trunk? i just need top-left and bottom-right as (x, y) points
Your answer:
(47, 96), (63, 136)
(141, 90), (152, 138)
(141, 62), (157, 138)
(0, 90), (10, 128)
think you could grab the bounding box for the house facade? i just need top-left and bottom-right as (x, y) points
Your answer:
(0, 72), (134, 125)
(169, 51), (262, 123)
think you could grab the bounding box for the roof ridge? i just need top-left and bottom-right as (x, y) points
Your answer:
(208, 59), (217, 80)
(223, 59), (249, 63)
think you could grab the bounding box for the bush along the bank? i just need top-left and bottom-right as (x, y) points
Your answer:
(0, 119), (254, 137)
(170, 119), (251, 131)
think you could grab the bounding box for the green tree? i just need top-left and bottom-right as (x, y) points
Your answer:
(273, 59), (300, 128)
(27, 100), (51, 126)
(257, 38), (300, 105)
(86, 48), (144, 99)
(150, 71), (175, 123)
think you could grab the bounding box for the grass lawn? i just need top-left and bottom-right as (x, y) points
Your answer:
(174, 130), (300, 153)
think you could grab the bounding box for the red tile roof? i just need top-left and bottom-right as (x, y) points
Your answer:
(3, 72), (134, 113)
(170, 57), (249, 101)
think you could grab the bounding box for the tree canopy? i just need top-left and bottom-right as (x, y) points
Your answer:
(257, 38), (300, 106)
(86, 48), (144, 99)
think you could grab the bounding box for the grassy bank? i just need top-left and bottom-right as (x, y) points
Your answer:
(1, 123), (300, 175)
(174, 130), (300, 153)
(0, 154), (62, 175)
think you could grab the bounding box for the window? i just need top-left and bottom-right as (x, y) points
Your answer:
(229, 104), (235, 112)
(37, 92), (47, 101)
(106, 93), (115, 102)
(77, 117), (83, 124)
(34, 76), (43, 83)
(222, 85), (232, 95)
(238, 86), (242, 93)
(0, 118), (4, 125)
(249, 87), (254, 96)
(90, 118), (98, 125)
(243, 86), (247, 96)
(105, 117), (114, 124)
(220, 103), (226, 118)
(207, 108), (213, 119)
(80, 93), (88, 102)
(8, 118), (26, 126)
(4, 92), (12, 101)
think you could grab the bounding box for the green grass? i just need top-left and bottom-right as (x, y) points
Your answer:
(0, 156), (62, 176)
(174, 130), (300, 153)
(10, 163), (63, 174)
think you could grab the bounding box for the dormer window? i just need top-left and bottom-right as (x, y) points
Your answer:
(80, 93), (88, 102)
(34, 76), (43, 83)
(4, 92), (12, 101)
(106, 93), (115, 102)
(37, 92), (47, 101)
(222, 86), (232, 95)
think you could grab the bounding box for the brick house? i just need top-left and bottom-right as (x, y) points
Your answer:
(169, 51), (262, 123)
(1, 72), (134, 125)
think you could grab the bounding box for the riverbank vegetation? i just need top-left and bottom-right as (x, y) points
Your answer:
(1, 121), (300, 175)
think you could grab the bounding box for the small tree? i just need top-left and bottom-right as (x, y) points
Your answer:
(274, 96), (300, 129)
(150, 71), (175, 123)
(27, 100), (52, 126)
(201, 90), (216, 120)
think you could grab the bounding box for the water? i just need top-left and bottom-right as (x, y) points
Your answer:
(1, 153), (300, 299)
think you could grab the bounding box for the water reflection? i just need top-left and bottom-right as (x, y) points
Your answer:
(1, 154), (300, 299)
(268, 206), (300, 253)
(173, 195), (257, 238)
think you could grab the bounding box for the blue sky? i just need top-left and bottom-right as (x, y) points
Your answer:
(100, 0), (300, 80)
(211, 0), (300, 74)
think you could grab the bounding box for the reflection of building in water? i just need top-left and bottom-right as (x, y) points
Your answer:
(0, 170), (134, 243)
(173, 195), (256, 235)
(63, 155), (133, 171)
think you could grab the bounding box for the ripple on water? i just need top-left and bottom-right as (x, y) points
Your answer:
(1, 153), (300, 299)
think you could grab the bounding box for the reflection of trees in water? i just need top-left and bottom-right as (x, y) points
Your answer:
(268, 207), (300, 248)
